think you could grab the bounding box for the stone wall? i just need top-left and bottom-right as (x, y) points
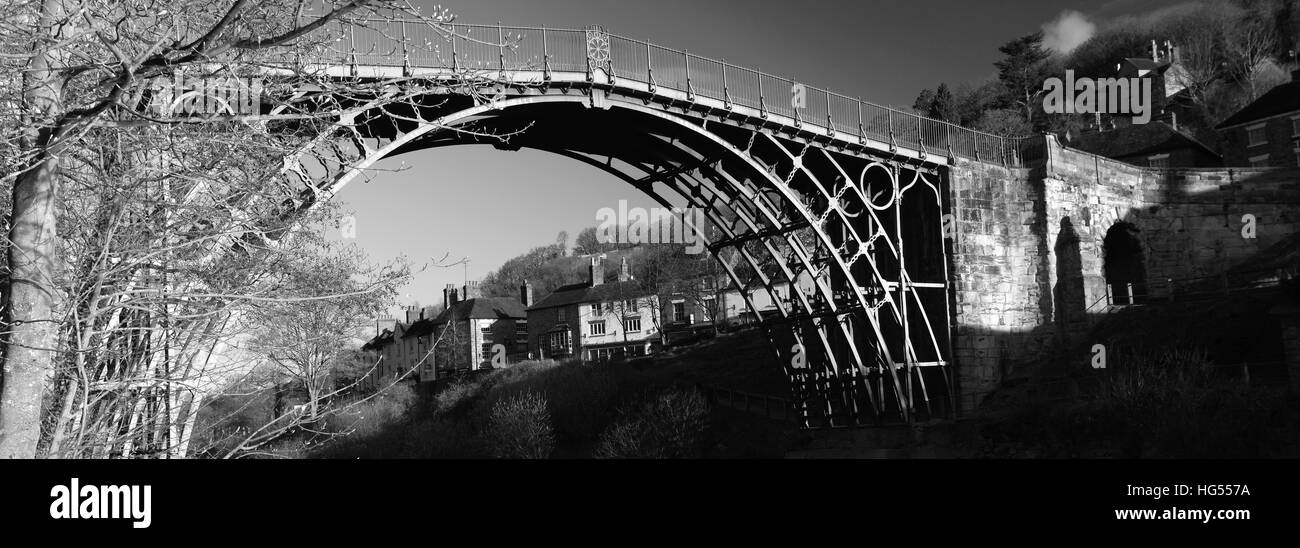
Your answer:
(949, 135), (1300, 410)
(947, 159), (1049, 407)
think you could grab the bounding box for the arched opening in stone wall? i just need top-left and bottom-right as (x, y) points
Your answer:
(1103, 222), (1148, 305)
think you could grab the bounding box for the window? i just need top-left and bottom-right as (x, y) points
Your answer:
(1146, 153), (1169, 168)
(702, 296), (717, 320)
(1246, 124), (1267, 147)
(588, 320), (607, 335)
(702, 277), (716, 290)
(623, 316), (642, 332)
(480, 324), (493, 336)
(622, 299), (637, 311)
(547, 330), (572, 355)
(557, 308), (566, 321)
(1292, 115), (1300, 137)
(515, 320), (528, 338)
(672, 301), (686, 322)
(1249, 154), (1270, 168)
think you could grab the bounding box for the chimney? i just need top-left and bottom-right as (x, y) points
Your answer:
(443, 284), (459, 308)
(589, 255), (605, 287)
(1151, 39), (1158, 62)
(520, 280), (534, 307)
(404, 305), (420, 325)
(375, 316), (396, 336)
(463, 280), (482, 300)
(618, 256), (631, 282)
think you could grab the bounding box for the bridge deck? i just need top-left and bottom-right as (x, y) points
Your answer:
(323, 20), (1043, 168)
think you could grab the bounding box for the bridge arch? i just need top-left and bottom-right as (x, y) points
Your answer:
(264, 27), (963, 423)
(285, 91), (957, 424)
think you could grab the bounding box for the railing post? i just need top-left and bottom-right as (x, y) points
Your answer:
(400, 20), (410, 75)
(451, 26), (459, 71)
(793, 79), (802, 127)
(607, 37), (617, 85)
(887, 109), (896, 152)
(946, 123), (954, 161)
(645, 41), (654, 92)
(722, 60), (731, 108)
(758, 71), (767, 118)
(684, 49), (694, 100)
(825, 92), (833, 136)
(585, 28), (595, 82)
(541, 26), (551, 81)
(497, 22), (505, 75)
(349, 24), (357, 76)
(857, 97), (865, 145)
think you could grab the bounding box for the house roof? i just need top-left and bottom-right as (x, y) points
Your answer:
(527, 280), (652, 311)
(401, 317), (438, 339)
(1216, 80), (1300, 129)
(424, 297), (526, 329)
(362, 329), (394, 350)
(1121, 58), (1172, 74)
(1068, 121), (1221, 162)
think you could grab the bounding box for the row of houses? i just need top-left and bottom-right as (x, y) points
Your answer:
(356, 255), (799, 389)
(1063, 40), (1300, 169)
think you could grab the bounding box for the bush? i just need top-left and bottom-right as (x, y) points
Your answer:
(484, 360), (629, 442)
(434, 376), (486, 416)
(327, 383), (417, 438)
(986, 346), (1300, 458)
(484, 391), (555, 459)
(595, 386), (710, 458)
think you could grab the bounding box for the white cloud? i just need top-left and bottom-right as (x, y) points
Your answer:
(1041, 10), (1097, 55)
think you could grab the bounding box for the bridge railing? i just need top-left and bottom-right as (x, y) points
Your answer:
(326, 19), (1040, 167)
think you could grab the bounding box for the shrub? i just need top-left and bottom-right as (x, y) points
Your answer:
(434, 377), (486, 416)
(484, 360), (629, 442)
(327, 383), (417, 438)
(594, 386), (710, 458)
(484, 391), (555, 459)
(988, 346), (1300, 458)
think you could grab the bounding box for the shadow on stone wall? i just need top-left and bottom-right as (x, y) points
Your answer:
(956, 158), (1300, 412)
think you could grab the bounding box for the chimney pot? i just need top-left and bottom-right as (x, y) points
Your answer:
(618, 256), (631, 282)
(462, 280), (482, 300)
(589, 255), (605, 287)
(521, 280), (534, 307)
(443, 283), (460, 308)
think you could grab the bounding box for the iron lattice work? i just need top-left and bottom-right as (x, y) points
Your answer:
(271, 19), (968, 425)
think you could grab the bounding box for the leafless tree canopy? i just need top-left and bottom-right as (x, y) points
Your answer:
(0, 1), (511, 458)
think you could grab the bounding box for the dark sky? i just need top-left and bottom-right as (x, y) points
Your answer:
(426, 0), (1185, 106)
(337, 0), (1190, 311)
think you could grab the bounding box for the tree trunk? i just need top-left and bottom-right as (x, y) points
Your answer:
(0, 0), (65, 460)
(0, 155), (62, 459)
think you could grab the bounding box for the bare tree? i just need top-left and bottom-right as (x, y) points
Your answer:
(0, 1), (514, 458)
(1226, 18), (1281, 100)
